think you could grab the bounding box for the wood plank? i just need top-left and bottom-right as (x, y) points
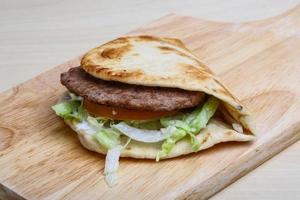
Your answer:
(0, 5), (300, 200)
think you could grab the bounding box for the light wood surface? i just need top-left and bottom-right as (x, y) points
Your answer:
(1, 4), (300, 200)
(1, 1), (300, 199)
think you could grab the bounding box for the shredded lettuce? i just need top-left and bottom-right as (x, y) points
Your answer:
(160, 113), (185, 127)
(94, 129), (120, 150)
(96, 116), (110, 126)
(52, 100), (81, 120)
(53, 93), (221, 187)
(104, 145), (122, 187)
(90, 116), (121, 150)
(125, 119), (162, 130)
(87, 116), (105, 129)
(53, 93), (219, 161)
(187, 132), (200, 151)
(156, 126), (186, 161)
(77, 102), (88, 121)
(188, 96), (219, 134)
(156, 96), (219, 160)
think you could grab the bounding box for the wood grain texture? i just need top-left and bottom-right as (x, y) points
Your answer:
(0, 5), (300, 200)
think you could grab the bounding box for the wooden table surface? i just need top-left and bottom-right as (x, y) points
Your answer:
(1, 0), (300, 199)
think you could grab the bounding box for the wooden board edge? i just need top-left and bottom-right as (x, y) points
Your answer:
(0, 183), (25, 200)
(176, 122), (300, 200)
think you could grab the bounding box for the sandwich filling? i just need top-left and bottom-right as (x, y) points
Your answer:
(53, 67), (231, 186)
(52, 36), (254, 187)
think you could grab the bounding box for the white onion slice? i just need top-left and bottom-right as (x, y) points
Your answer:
(104, 145), (122, 187)
(113, 122), (168, 143)
(76, 121), (95, 135)
(232, 123), (243, 133)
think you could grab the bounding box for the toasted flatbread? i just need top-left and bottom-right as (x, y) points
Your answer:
(65, 118), (253, 159)
(59, 36), (255, 159)
(81, 36), (255, 135)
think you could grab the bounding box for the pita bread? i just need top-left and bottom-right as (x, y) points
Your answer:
(59, 35), (256, 159)
(65, 118), (254, 159)
(81, 35), (255, 135)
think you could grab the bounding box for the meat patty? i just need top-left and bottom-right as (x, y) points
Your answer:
(61, 67), (205, 111)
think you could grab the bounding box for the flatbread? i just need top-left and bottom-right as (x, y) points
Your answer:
(81, 35), (255, 135)
(59, 35), (256, 159)
(65, 118), (254, 159)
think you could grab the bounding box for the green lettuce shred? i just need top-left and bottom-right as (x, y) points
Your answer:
(126, 119), (162, 130)
(87, 116), (105, 128)
(53, 93), (220, 161)
(52, 100), (81, 120)
(87, 116), (121, 150)
(188, 96), (219, 134)
(52, 94), (121, 150)
(187, 132), (200, 151)
(156, 96), (219, 161)
(94, 129), (120, 149)
(156, 127), (186, 161)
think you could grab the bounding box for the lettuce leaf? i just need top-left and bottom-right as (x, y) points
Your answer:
(187, 132), (200, 152)
(52, 100), (81, 120)
(126, 119), (162, 130)
(94, 129), (120, 150)
(156, 96), (219, 160)
(53, 93), (219, 162)
(188, 96), (219, 134)
(87, 116), (105, 129)
(77, 102), (88, 121)
(156, 126), (186, 161)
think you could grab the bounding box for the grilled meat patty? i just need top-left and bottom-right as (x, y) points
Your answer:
(61, 67), (205, 111)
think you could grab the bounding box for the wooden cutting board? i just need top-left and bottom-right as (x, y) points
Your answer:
(1, 5), (300, 200)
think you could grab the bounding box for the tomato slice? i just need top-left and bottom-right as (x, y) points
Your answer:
(83, 99), (178, 120)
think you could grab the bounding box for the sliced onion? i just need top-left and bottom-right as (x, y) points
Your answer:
(104, 145), (122, 187)
(232, 123), (243, 133)
(113, 122), (168, 143)
(76, 121), (96, 135)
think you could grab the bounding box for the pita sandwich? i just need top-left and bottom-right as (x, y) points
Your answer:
(52, 35), (255, 186)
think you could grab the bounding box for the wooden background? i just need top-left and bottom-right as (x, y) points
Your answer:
(1, 1), (300, 199)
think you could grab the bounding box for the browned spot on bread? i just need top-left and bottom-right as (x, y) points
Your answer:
(179, 64), (210, 80)
(134, 36), (186, 49)
(202, 133), (210, 144)
(108, 37), (128, 45)
(101, 44), (132, 59)
(164, 38), (184, 46)
(175, 51), (190, 57)
(158, 46), (190, 55)
(225, 131), (234, 136)
(159, 46), (205, 67)
(158, 46), (202, 66)
(110, 69), (143, 79)
(0, 127), (14, 151)
(81, 64), (95, 74)
(158, 46), (186, 56)
(137, 35), (157, 41)
(95, 66), (110, 73)
(158, 46), (175, 52)
(81, 50), (99, 67)
(91, 66), (143, 79)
